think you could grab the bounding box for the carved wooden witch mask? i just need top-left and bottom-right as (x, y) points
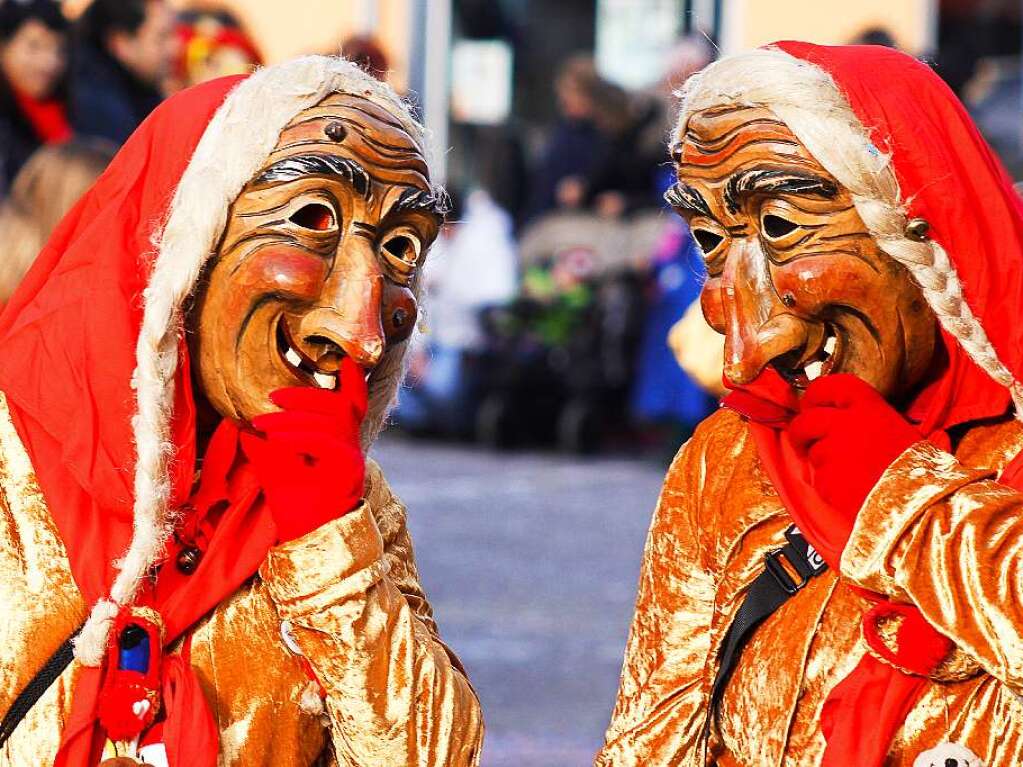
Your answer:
(668, 105), (939, 400)
(189, 93), (447, 422)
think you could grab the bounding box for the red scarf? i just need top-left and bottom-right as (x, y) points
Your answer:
(44, 416), (276, 766)
(723, 370), (949, 764)
(11, 85), (71, 143)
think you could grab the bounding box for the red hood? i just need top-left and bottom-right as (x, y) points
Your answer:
(0, 75), (244, 604)
(774, 41), (1022, 432)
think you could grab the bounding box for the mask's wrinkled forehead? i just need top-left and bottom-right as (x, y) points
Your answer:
(264, 92), (431, 188)
(666, 104), (842, 217)
(672, 105), (823, 178)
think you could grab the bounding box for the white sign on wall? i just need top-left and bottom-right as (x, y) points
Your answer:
(450, 39), (514, 125)
(595, 0), (684, 90)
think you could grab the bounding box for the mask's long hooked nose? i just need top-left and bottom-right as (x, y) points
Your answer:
(298, 274), (386, 369)
(721, 238), (808, 384)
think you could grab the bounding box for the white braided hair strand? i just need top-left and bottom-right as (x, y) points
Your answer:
(75, 56), (431, 666)
(677, 47), (1023, 421)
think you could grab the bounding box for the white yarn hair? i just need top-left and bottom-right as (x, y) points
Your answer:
(677, 47), (1023, 420)
(75, 56), (432, 666)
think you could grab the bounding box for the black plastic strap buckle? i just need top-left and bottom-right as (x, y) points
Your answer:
(764, 547), (811, 595)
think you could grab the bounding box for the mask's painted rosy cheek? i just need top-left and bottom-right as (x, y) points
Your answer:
(769, 256), (883, 318)
(381, 283), (418, 345)
(243, 246), (329, 300)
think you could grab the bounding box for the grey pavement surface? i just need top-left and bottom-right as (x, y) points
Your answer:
(369, 434), (669, 767)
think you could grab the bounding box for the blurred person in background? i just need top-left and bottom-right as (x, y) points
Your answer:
(341, 34), (388, 82)
(526, 53), (668, 222)
(524, 54), (612, 221)
(0, 138), (114, 308)
(173, 9), (261, 89)
(629, 35), (717, 452)
(629, 218), (716, 451)
(395, 188), (518, 437)
(70, 0), (177, 144)
(582, 81), (667, 220)
(590, 36), (714, 219)
(0, 0), (69, 196)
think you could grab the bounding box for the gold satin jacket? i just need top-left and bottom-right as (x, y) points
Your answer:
(597, 408), (1023, 766)
(0, 394), (483, 766)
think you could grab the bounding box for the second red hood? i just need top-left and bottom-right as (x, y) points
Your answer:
(774, 41), (1022, 432)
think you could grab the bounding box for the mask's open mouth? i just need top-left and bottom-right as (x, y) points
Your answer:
(275, 316), (338, 390)
(770, 325), (840, 389)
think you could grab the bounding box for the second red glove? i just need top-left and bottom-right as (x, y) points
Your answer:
(788, 373), (921, 525)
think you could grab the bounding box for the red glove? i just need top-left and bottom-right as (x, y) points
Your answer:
(240, 356), (368, 542)
(788, 374), (920, 523)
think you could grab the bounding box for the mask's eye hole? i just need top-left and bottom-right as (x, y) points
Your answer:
(692, 229), (724, 254)
(762, 214), (798, 239)
(289, 203), (336, 231)
(381, 233), (421, 265)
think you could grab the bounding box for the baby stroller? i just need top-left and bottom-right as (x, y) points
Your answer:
(474, 211), (662, 452)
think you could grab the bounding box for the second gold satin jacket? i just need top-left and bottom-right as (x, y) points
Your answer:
(597, 407), (1023, 766)
(0, 393), (483, 766)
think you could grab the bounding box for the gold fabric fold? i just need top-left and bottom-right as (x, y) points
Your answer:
(262, 502), (391, 611)
(0, 393), (483, 766)
(845, 428), (1023, 698)
(597, 408), (1023, 766)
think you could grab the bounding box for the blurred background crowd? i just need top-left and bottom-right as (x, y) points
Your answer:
(1, 1), (1021, 764)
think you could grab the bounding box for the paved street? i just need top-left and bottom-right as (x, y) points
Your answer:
(370, 435), (669, 767)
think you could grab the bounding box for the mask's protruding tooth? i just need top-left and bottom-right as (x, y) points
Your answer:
(823, 334), (837, 356)
(805, 359), (824, 381)
(313, 371), (337, 390)
(284, 347), (302, 368)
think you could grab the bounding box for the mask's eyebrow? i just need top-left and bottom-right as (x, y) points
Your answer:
(664, 181), (712, 217)
(252, 153), (371, 200)
(389, 185), (451, 224)
(724, 168), (837, 214)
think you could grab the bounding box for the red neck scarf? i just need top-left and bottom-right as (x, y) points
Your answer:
(723, 369), (952, 765)
(725, 365), (1023, 763)
(45, 416), (277, 766)
(11, 85), (71, 143)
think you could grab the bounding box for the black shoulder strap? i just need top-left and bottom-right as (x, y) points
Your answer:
(706, 526), (827, 732)
(0, 627), (80, 748)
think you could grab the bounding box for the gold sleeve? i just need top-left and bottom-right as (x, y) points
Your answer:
(595, 437), (717, 767)
(259, 463), (484, 767)
(841, 441), (1023, 692)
